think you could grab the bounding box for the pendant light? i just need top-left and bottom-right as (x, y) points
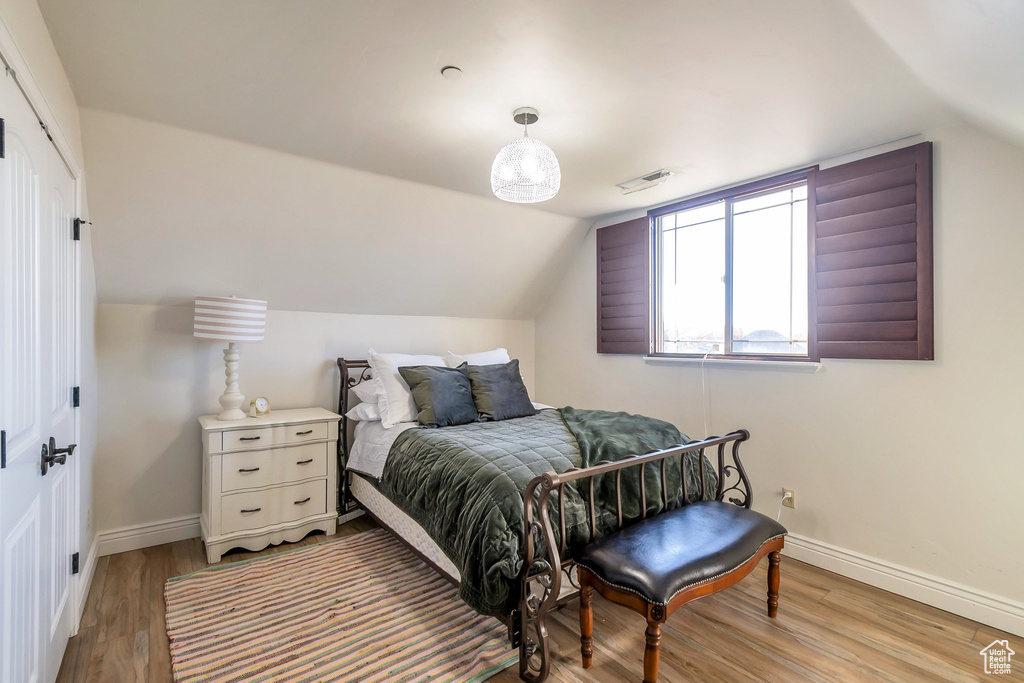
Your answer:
(490, 107), (561, 203)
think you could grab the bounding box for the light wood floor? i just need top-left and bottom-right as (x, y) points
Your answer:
(59, 517), (1016, 682)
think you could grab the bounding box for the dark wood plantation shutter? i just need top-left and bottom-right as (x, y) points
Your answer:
(810, 142), (933, 360)
(597, 217), (651, 354)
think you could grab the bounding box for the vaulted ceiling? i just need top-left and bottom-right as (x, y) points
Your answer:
(37, 0), (1010, 221)
(35, 0), (1024, 318)
(847, 0), (1024, 148)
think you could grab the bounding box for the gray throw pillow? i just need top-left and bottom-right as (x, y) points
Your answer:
(467, 359), (538, 421)
(398, 363), (478, 427)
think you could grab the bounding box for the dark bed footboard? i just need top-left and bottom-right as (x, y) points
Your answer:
(516, 430), (752, 681)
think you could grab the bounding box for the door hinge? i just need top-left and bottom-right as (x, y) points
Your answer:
(1, 429), (6, 469)
(39, 120), (53, 142)
(71, 552), (80, 575)
(72, 386), (80, 408)
(1, 117), (5, 159)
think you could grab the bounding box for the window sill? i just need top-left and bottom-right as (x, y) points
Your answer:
(644, 355), (823, 373)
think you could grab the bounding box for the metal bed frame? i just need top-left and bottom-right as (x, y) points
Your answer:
(335, 357), (752, 682)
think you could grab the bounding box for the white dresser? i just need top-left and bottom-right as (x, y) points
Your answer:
(199, 407), (340, 563)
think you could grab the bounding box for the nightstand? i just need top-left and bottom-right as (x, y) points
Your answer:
(199, 407), (340, 563)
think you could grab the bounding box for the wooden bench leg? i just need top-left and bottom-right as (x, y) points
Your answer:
(579, 584), (593, 669)
(643, 622), (661, 683)
(767, 550), (781, 618)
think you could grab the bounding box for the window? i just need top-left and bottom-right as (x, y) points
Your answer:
(595, 142), (934, 362)
(653, 174), (810, 357)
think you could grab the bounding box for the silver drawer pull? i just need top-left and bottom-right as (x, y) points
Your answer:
(240, 507), (262, 513)
(294, 497), (311, 505)
(239, 436), (261, 442)
(295, 429), (313, 436)
(296, 459), (314, 465)
(238, 467), (260, 473)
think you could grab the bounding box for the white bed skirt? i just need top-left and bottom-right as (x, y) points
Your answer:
(349, 474), (460, 580)
(350, 473), (578, 605)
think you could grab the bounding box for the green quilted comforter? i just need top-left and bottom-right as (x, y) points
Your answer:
(377, 407), (717, 616)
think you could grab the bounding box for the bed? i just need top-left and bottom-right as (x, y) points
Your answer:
(335, 358), (753, 682)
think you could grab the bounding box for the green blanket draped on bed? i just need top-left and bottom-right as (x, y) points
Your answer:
(377, 408), (718, 616)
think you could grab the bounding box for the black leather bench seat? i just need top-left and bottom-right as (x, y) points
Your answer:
(575, 500), (787, 606)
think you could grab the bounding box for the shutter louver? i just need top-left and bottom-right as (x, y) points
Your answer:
(597, 217), (651, 354)
(810, 142), (933, 360)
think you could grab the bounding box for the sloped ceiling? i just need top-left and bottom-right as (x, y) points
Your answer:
(848, 0), (1024, 147)
(78, 108), (586, 318)
(41, 0), (955, 220)
(43, 0), (1017, 318)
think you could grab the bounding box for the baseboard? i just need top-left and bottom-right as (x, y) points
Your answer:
(97, 514), (201, 557)
(784, 533), (1024, 637)
(74, 533), (100, 633)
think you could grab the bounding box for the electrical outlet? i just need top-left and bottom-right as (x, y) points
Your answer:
(782, 488), (796, 509)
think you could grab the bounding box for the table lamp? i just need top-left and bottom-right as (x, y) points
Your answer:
(194, 296), (267, 420)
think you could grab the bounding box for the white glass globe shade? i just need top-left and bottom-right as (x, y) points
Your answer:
(490, 136), (561, 203)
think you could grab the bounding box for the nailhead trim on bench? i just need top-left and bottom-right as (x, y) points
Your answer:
(576, 533), (787, 607)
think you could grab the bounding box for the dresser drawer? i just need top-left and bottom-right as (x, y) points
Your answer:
(282, 421), (328, 445)
(221, 449), (273, 491)
(220, 490), (271, 534)
(222, 442), (328, 492)
(223, 427), (273, 451)
(220, 480), (327, 535)
(221, 421), (330, 452)
(278, 480), (328, 524)
(278, 442), (328, 484)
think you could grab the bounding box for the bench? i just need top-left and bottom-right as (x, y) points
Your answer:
(576, 500), (787, 683)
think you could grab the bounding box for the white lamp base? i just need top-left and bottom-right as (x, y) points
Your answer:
(217, 342), (248, 421)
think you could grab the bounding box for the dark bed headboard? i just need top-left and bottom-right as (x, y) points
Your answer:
(336, 358), (371, 418)
(335, 358), (372, 514)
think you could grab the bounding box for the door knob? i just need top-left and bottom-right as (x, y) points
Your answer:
(40, 437), (76, 476)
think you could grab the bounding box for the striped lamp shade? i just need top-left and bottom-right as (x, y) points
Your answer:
(193, 296), (267, 342)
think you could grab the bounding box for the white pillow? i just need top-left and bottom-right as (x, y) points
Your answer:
(345, 401), (380, 422)
(351, 377), (380, 406)
(443, 347), (511, 368)
(367, 349), (446, 428)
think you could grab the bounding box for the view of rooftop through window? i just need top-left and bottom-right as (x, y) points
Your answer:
(657, 182), (808, 356)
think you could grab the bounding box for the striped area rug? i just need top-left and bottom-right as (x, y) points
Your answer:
(164, 529), (517, 682)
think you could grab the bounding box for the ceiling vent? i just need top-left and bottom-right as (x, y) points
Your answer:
(616, 169), (674, 195)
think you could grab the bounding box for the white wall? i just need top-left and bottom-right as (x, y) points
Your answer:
(95, 303), (534, 533)
(535, 121), (1024, 631)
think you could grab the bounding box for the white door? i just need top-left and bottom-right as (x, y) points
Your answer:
(0, 67), (79, 683)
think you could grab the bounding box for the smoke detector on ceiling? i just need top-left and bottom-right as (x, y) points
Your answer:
(616, 169), (675, 195)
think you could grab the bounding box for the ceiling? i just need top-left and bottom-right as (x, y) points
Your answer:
(847, 0), (1024, 148)
(36, 0), (988, 220)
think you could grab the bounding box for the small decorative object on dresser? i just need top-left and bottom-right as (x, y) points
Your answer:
(199, 407), (340, 563)
(249, 396), (270, 417)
